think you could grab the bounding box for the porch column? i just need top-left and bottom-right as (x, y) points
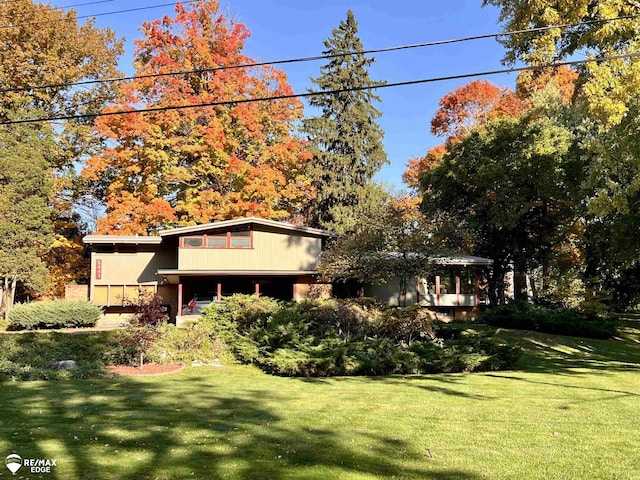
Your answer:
(456, 274), (461, 306)
(177, 283), (183, 316)
(217, 282), (222, 303)
(255, 282), (260, 296)
(435, 276), (441, 307)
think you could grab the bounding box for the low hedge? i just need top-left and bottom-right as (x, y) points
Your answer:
(483, 301), (617, 339)
(8, 300), (102, 330)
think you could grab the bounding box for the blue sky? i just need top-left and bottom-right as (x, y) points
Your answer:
(70, 0), (518, 189)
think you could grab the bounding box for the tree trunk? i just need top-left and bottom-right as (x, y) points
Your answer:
(488, 263), (506, 306)
(0, 278), (6, 320)
(530, 275), (538, 302)
(513, 258), (528, 301)
(0, 277), (18, 321)
(398, 276), (408, 307)
(542, 258), (550, 292)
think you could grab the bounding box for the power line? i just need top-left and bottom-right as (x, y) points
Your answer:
(53, 0), (115, 10)
(0, 1), (178, 29)
(3, 52), (638, 126)
(1, 12), (638, 95)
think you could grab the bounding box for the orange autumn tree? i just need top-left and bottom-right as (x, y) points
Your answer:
(516, 65), (578, 106)
(83, 0), (311, 234)
(430, 79), (523, 140)
(403, 80), (523, 194)
(402, 144), (447, 192)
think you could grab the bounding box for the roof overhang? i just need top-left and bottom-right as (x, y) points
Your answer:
(158, 217), (335, 238)
(430, 255), (493, 266)
(157, 269), (318, 277)
(157, 269), (318, 284)
(82, 235), (162, 245)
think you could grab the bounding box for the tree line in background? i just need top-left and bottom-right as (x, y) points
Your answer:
(406, 0), (640, 312)
(2, 0), (640, 316)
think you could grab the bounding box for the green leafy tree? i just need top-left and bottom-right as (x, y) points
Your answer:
(0, 103), (54, 319)
(0, 0), (123, 293)
(483, 0), (640, 215)
(320, 197), (440, 306)
(303, 9), (388, 234)
(422, 89), (579, 304)
(480, 2), (640, 309)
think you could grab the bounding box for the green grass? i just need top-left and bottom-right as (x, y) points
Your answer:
(0, 323), (639, 479)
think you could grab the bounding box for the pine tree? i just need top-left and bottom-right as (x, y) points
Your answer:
(303, 10), (388, 234)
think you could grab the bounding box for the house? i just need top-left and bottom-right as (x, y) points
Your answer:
(83, 218), (335, 323)
(364, 255), (493, 320)
(83, 217), (492, 322)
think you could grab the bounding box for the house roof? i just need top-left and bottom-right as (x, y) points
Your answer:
(82, 235), (162, 245)
(430, 255), (493, 266)
(83, 217), (335, 245)
(158, 217), (335, 238)
(384, 252), (493, 266)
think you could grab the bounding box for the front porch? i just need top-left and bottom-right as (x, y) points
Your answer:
(157, 270), (320, 322)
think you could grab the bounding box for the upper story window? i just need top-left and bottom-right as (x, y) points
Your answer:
(180, 230), (252, 249)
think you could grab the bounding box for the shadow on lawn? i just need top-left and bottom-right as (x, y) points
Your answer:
(491, 320), (640, 375)
(0, 372), (482, 480)
(482, 372), (640, 401)
(320, 374), (491, 400)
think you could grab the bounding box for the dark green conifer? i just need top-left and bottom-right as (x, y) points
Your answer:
(303, 10), (388, 234)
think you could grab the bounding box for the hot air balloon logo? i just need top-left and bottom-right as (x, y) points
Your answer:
(5, 454), (22, 475)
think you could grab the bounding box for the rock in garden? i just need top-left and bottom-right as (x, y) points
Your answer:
(47, 360), (77, 370)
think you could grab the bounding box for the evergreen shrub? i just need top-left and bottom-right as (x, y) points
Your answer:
(201, 294), (521, 377)
(484, 301), (617, 339)
(8, 300), (102, 330)
(147, 322), (227, 365)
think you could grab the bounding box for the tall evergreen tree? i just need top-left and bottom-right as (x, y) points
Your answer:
(303, 10), (388, 234)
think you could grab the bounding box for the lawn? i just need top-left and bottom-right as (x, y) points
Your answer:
(0, 322), (639, 479)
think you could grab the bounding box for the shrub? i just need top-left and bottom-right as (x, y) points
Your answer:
(484, 301), (617, 339)
(105, 325), (161, 366)
(295, 297), (385, 339)
(148, 323), (227, 365)
(204, 294), (280, 328)
(8, 300), (102, 330)
(202, 295), (521, 377)
(373, 305), (438, 344)
(130, 292), (169, 326)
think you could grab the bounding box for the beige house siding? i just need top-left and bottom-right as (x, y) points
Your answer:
(178, 229), (322, 271)
(365, 277), (419, 307)
(89, 245), (177, 304)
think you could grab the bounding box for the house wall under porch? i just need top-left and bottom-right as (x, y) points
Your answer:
(173, 275), (328, 324)
(364, 271), (485, 321)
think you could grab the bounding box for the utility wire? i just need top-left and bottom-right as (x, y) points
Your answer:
(1, 13), (639, 95)
(3, 52), (638, 126)
(0, 1), (178, 28)
(53, 0), (115, 10)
